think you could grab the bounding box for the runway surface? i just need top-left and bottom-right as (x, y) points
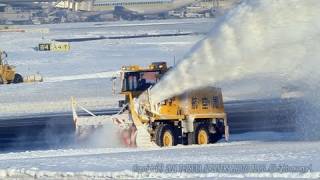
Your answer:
(0, 98), (299, 151)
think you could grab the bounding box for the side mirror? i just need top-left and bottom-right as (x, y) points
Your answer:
(111, 76), (117, 95)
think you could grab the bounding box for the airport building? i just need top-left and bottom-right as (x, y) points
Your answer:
(55, 0), (202, 13)
(0, 4), (32, 24)
(0, 0), (237, 24)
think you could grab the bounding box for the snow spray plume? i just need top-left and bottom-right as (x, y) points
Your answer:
(81, 121), (123, 148)
(151, 0), (320, 140)
(70, 119), (124, 148)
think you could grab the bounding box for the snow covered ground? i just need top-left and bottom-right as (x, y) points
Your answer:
(0, 1), (319, 179)
(0, 19), (213, 116)
(0, 132), (318, 179)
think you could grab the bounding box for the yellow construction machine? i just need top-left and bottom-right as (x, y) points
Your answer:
(0, 50), (43, 84)
(72, 62), (229, 147)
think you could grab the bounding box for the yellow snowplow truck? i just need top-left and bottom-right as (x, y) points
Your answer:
(72, 62), (229, 147)
(0, 50), (43, 84)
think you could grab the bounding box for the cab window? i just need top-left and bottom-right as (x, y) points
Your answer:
(122, 71), (159, 92)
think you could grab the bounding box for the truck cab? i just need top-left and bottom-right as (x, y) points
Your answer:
(119, 62), (169, 106)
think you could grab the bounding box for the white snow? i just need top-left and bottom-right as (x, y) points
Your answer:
(0, 18), (212, 116)
(45, 71), (119, 83)
(0, 2), (319, 179)
(0, 132), (318, 179)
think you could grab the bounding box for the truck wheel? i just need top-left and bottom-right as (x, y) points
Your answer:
(210, 122), (224, 143)
(195, 124), (210, 145)
(13, 73), (23, 84)
(211, 132), (223, 143)
(155, 124), (177, 147)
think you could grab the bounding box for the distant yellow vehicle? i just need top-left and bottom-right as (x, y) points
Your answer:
(0, 50), (23, 84)
(72, 62), (229, 147)
(0, 50), (43, 84)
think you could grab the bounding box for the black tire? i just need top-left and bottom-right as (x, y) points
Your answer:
(13, 73), (23, 84)
(210, 121), (224, 143)
(211, 132), (223, 143)
(0, 77), (3, 84)
(194, 123), (210, 145)
(155, 124), (177, 147)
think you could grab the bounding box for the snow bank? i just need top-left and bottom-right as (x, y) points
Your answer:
(0, 97), (118, 117)
(45, 71), (119, 83)
(0, 132), (319, 179)
(0, 169), (319, 179)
